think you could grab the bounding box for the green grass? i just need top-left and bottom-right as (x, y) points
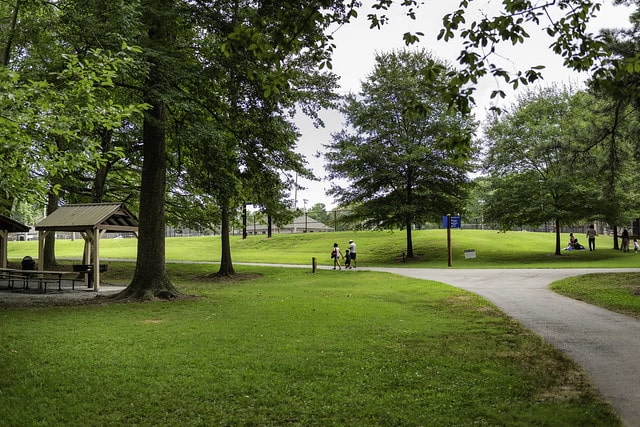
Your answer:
(551, 273), (640, 319)
(3, 230), (637, 424)
(0, 264), (620, 425)
(7, 229), (637, 268)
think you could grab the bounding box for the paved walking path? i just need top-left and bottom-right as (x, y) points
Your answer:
(363, 267), (640, 427)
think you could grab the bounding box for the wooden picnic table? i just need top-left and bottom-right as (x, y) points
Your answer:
(0, 267), (77, 293)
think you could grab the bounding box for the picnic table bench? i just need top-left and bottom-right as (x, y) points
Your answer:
(0, 267), (77, 293)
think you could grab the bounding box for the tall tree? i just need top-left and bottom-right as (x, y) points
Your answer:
(324, 49), (477, 258)
(483, 86), (599, 254)
(1, 0), (146, 268)
(166, 1), (342, 277)
(589, 1), (640, 246)
(119, 0), (183, 299)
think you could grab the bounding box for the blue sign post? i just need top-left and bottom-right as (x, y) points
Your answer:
(443, 214), (461, 266)
(442, 215), (461, 229)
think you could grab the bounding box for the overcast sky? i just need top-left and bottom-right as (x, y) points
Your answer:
(292, 0), (633, 210)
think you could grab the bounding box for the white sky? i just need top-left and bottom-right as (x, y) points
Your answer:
(292, 0), (633, 210)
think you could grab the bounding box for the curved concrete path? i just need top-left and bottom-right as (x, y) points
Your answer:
(362, 267), (640, 427)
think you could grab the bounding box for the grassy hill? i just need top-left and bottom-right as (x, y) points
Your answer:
(8, 229), (635, 268)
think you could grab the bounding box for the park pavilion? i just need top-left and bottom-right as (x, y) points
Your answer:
(35, 203), (138, 290)
(0, 214), (30, 269)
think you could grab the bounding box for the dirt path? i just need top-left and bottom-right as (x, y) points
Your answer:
(364, 267), (640, 427)
(0, 283), (125, 307)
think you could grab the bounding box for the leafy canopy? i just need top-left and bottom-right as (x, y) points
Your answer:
(324, 49), (477, 235)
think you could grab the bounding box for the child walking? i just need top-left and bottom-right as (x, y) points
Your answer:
(344, 249), (352, 269)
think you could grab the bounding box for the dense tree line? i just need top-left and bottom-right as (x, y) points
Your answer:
(480, 2), (640, 254)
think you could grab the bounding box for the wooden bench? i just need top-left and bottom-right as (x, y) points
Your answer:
(0, 267), (35, 289)
(0, 268), (75, 293)
(0, 269), (12, 285)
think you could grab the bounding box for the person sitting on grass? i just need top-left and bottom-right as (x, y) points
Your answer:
(564, 236), (586, 251)
(573, 239), (585, 250)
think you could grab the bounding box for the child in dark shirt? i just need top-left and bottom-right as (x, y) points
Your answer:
(344, 250), (352, 269)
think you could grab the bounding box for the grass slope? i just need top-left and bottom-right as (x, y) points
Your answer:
(7, 229), (637, 268)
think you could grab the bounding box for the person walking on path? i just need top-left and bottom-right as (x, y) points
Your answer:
(331, 242), (342, 270)
(348, 239), (357, 268)
(586, 224), (597, 251)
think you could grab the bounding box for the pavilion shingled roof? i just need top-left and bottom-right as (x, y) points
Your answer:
(0, 214), (30, 233)
(35, 203), (138, 232)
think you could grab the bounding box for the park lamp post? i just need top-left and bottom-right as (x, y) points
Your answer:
(303, 199), (308, 233)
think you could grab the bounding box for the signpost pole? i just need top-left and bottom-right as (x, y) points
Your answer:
(447, 214), (452, 267)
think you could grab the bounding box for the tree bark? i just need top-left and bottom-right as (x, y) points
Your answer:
(117, 99), (180, 300)
(217, 201), (235, 276)
(43, 191), (58, 268)
(554, 218), (561, 256)
(405, 218), (414, 258)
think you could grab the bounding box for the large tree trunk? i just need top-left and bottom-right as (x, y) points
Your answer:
(118, 100), (180, 300)
(217, 201), (235, 276)
(116, 0), (180, 300)
(554, 218), (561, 256)
(43, 190), (58, 268)
(405, 217), (414, 258)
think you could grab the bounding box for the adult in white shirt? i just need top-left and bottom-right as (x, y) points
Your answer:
(348, 240), (357, 268)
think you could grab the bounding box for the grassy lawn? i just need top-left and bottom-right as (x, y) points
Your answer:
(0, 263), (621, 425)
(551, 273), (640, 320)
(6, 228), (638, 268)
(3, 230), (639, 424)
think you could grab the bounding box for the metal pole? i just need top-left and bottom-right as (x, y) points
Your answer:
(447, 214), (452, 267)
(303, 199), (308, 233)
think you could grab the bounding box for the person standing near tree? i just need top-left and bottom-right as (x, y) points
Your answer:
(348, 240), (357, 268)
(621, 228), (630, 253)
(586, 224), (597, 251)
